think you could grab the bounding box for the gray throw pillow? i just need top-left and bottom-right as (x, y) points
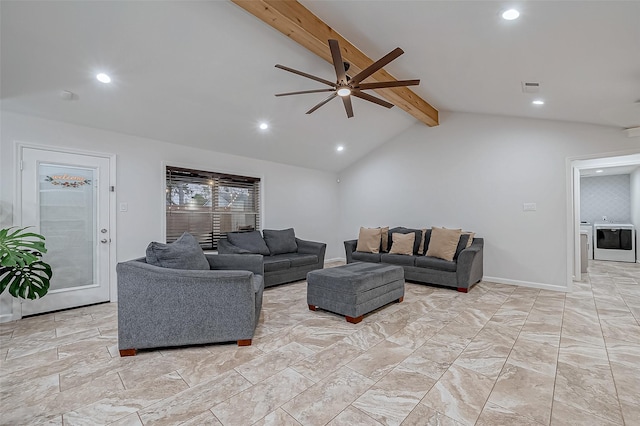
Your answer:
(263, 228), (298, 255)
(145, 232), (210, 270)
(226, 231), (270, 255)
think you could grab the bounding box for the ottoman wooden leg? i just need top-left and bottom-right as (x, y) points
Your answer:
(119, 349), (137, 357)
(237, 339), (252, 346)
(397, 296), (404, 303)
(308, 304), (317, 311)
(346, 315), (363, 324)
(457, 287), (468, 293)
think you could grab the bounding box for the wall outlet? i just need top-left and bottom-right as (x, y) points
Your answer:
(523, 203), (537, 211)
(602, 215), (607, 222)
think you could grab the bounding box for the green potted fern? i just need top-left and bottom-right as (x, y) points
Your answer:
(0, 227), (52, 299)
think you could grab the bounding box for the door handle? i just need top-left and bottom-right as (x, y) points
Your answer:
(101, 239), (108, 244)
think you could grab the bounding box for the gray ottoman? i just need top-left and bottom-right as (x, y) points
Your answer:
(306, 262), (405, 323)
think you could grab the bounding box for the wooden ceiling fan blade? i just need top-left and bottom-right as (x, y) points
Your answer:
(351, 91), (394, 109)
(275, 64), (336, 87)
(275, 88), (335, 97)
(350, 48), (404, 85)
(342, 95), (354, 118)
(357, 79), (420, 90)
(329, 39), (347, 84)
(306, 93), (337, 114)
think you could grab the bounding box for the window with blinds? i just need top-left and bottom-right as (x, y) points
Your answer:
(166, 166), (261, 250)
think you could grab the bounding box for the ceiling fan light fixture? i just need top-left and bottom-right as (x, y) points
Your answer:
(337, 87), (351, 97)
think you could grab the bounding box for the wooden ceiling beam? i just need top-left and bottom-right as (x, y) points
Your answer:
(231, 0), (439, 126)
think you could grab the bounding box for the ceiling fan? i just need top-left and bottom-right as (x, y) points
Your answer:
(275, 39), (420, 118)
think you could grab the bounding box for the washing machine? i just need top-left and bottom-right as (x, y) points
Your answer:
(593, 223), (636, 263)
(580, 223), (593, 259)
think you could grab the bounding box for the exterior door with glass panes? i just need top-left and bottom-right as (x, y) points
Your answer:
(20, 147), (111, 316)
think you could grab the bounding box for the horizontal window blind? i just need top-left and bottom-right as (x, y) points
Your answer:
(166, 166), (260, 250)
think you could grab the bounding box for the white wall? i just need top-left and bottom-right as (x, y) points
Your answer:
(0, 111), (341, 319)
(338, 112), (640, 290)
(631, 167), (640, 262)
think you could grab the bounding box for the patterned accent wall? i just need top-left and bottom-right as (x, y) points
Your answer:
(580, 174), (631, 224)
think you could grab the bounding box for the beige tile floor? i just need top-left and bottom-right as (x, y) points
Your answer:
(1, 260), (639, 425)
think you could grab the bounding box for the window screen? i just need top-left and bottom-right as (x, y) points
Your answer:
(166, 166), (261, 249)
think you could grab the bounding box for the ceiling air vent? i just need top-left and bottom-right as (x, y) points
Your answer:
(521, 82), (540, 93)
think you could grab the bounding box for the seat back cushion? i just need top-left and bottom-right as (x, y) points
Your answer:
(263, 228), (298, 255)
(146, 232), (210, 270)
(226, 231), (271, 255)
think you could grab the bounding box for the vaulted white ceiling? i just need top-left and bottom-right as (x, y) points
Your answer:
(2, 1), (639, 172)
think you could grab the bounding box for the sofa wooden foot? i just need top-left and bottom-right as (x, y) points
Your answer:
(397, 296), (404, 303)
(237, 339), (252, 346)
(346, 315), (363, 324)
(457, 287), (468, 293)
(308, 304), (317, 311)
(119, 349), (137, 357)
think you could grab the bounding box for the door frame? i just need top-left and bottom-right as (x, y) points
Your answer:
(11, 142), (117, 321)
(565, 149), (640, 287)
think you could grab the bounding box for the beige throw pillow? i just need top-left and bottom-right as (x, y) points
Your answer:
(380, 226), (389, 252)
(418, 228), (428, 255)
(463, 232), (475, 248)
(426, 227), (462, 261)
(356, 227), (382, 253)
(389, 232), (415, 255)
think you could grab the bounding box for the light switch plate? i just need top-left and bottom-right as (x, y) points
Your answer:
(119, 202), (128, 212)
(523, 203), (537, 211)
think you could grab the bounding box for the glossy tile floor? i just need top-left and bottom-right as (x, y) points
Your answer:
(1, 260), (639, 425)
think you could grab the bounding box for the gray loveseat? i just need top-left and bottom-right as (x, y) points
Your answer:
(217, 228), (326, 287)
(117, 233), (264, 355)
(344, 227), (483, 292)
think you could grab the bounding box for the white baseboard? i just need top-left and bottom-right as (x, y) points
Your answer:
(324, 257), (346, 264)
(0, 313), (18, 324)
(483, 276), (569, 293)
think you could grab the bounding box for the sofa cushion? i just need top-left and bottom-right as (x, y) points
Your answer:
(263, 256), (291, 272)
(415, 256), (457, 272)
(352, 251), (382, 263)
(263, 228), (298, 255)
(145, 232), (209, 270)
(464, 232), (475, 248)
(381, 253), (417, 266)
(389, 227), (422, 255)
(389, 232), (415, 255)
(356, 227), (383, 253)
(288, 254), (319, 267)
(226, 231), (270, 255)
(426, 227), (462, 261)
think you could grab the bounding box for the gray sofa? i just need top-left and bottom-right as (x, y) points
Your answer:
(344, 227), (483, 292)
(217, 228), (326, 287)
(117, 251), (264, 356)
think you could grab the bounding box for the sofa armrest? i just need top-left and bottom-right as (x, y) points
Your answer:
(456, 237), (484, 289)
(344, 239), (358, 264)
(206, 254), (264, 276)
(116, 260), (258, 350)
(296, 238), (326, 262)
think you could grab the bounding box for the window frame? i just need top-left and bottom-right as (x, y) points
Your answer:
(164, 164), (262, 250)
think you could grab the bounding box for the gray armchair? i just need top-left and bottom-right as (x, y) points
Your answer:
(116, 254), (264, 356)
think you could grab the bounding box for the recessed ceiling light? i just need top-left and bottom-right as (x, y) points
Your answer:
(96, 73), (111, 83)
(259, 122), (269, 130)
(595, 169), (604, 173)
(502, 9), (520, 20)
(532, 99), (545, 105)
(336, 145), (344, 152)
